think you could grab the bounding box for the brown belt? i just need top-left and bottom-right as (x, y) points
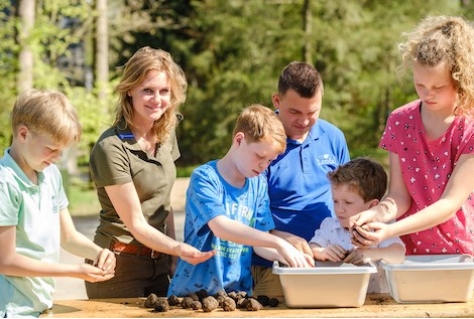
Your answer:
(110, 241), (162, 259)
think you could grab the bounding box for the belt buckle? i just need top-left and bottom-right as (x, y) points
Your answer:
(151, 250), (160, 259)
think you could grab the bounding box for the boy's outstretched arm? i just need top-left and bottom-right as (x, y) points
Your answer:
(270, 229), (313, 257)
(59, 208), (116, 273)
(208, 215), (314, 267)
(253, 246), (288, 265)
(0, 225), (114, 282)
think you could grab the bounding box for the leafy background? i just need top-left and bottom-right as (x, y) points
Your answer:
(1, 0), (473, 214)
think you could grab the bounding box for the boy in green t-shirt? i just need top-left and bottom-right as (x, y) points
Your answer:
(0, 89), (116, 317)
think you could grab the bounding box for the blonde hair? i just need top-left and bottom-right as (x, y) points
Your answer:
(398, 16), (474, 116)
(327, 157), (387, 202)
(11, 89), (81, 145)
(233, 104), (286, 154)
(114, 46), (188, 142)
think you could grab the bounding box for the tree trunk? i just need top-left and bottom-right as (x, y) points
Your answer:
(16, 0), (35, 92)
(302, 0), (311, 63)
(95, 0), (109, 103)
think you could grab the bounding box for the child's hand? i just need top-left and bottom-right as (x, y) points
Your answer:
(351, 222), (389, 247)
(342, 248), (369, 265)
(92, 248), (116, 274)
(79, 263), (116, 282)
(177, 243), (216, 265)
(318, 244), (346, 262)
(282, 233), (313, 257)
(278, 240), (315, 268)
(349, 209), (379, 246)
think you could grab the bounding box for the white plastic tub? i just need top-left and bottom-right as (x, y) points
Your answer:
(382, 254), (474, 303)
(272, 261), (377, 308)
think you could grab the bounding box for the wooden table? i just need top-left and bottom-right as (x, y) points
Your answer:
(40, 294), (474, 318)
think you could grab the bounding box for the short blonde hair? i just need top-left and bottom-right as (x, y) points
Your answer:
(233, 104), (286, 154)
(11, 89), (82, 145)
(114, 46), (188, 143)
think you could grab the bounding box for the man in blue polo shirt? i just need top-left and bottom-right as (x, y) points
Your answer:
(252, 61), (350, 301)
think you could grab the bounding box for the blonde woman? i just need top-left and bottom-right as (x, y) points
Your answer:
(86, 47), (214, 299)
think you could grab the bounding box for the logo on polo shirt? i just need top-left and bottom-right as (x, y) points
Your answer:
(317, 154), (337, 165)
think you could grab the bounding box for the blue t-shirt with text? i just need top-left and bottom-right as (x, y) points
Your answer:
(168, 160), (274, 296)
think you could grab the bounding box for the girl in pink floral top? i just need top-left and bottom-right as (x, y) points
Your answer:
(349, 16), (474, 256)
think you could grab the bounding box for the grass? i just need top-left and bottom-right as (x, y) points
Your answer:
(67, 183), (101, 217)
(177, 165), (197, 177)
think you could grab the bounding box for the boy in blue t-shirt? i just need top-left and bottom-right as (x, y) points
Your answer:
(168, 104), (314, 297)
(0, 89), (116, 317)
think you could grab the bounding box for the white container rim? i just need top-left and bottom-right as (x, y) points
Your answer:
(272, 261), (377, 275)
(381, 254), (474, 271)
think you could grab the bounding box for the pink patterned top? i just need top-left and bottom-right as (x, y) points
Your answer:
(379, 99), (474, 255)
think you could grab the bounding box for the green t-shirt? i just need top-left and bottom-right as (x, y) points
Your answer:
(0, 148), (68, 317)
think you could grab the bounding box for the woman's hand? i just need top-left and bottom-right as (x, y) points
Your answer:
(177, 243), (216, 265)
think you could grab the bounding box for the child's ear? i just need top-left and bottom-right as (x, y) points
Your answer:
(234, 132), (245, 146)
(17, 125), (29, 142)
(368, 199), (380, 208)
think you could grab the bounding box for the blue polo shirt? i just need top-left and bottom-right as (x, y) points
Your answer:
(253, 119), (350, 267)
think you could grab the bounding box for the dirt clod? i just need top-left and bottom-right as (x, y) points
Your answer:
(167, 295), (180, 306)
(202, 296), (219, 312)
(222, 296), (236, 311)
(246, 298), (263, 311)
(153, 298), (170, 312)
(144, 293), (158, 308)
(256, 295), (270, 306)
(268, 298), (279, 307)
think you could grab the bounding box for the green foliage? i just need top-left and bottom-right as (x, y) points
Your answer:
(177, 165), (198, 178)
(312, 0), (462, 152)
(0, 0), (113, 164)
(64, 85), (115, 165)
(171, 0), (463, 165)
(0, 0), (471, 168)
(68, 182), (101, 216)
(0, 1), (18, 153)
(173, 0), (309, 164)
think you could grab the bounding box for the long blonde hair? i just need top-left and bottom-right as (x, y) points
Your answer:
(398, 16), (474, 116)
(114, 46), (187, 142)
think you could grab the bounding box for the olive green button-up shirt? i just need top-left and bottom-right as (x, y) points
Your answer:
(89, 121), (179, 247)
